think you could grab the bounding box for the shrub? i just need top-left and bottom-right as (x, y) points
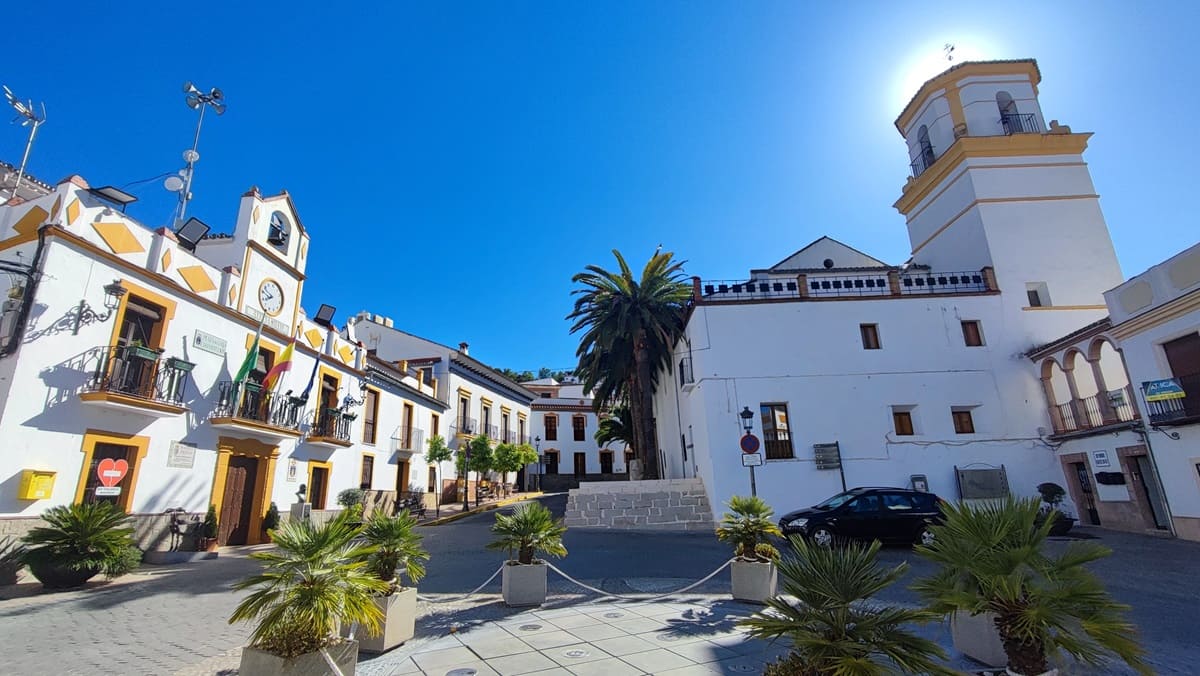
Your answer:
(202, 504), (219, 539)
(22, 502), (135, 588)
(716, 495), (781, 562)
(105, 546), (143, 578)
(1, 536), (26, 585)
(337, 488), (366, 509)
(486, 502), (567, 565)
(360, 510), (428, 595)
(262, 502), (281, 532)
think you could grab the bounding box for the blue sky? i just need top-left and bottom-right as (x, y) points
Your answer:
(3, 2), (1197, 371)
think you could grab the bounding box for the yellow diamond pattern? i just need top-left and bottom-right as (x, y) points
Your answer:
(337, 344), (355, 365)
(12, 206), (48, 237)
(161, 249), (172, 272)
(92, 221), (145, 255)
(228, 287), (237, 305)
(66, 199), (80, 225)
(252, 205), (260, 223)
(304, 328), (324, 348)
(177, 265), (216, 294)
(49, 196), (62, 222)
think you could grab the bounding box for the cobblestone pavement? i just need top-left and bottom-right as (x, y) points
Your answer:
(2, 495), (1197, 675)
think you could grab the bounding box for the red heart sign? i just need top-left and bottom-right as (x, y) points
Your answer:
(97, 458), (129, 487)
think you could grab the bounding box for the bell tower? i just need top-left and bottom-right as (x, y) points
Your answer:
(893, 60), (1122, 317)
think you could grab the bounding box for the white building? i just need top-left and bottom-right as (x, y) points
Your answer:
(524, 378), (628, 490)
(0, 175), (449, 547)
(346, 314), (534, 498)
(653, 59), (1128, 522)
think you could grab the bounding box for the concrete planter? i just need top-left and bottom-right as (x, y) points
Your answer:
(238, 640), (358, 676)
(356, 588), (417, 653)
(730, 560), (777, 604)
(950, 611), (1007, 668)
(502, 561), (547, 607)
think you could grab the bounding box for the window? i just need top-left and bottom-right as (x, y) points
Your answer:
(540, 392), (552, 398)
(860, 324), (881, 350)
(883, 493), (915, 511)
(427, 466), (437, 493)
(458, 396), (469, 431)
(996, 90), (1017, 117)
(573, 415), (586, 442)
(961, 320), (983, 347)
(82, 442), (137, 510)
(916, 124), (934, 170)
(430, 413), (439, 438)
(1026, 282), (1050, 308)
(501, 412), (510, 441)
(267, 211), (290, 251)
(360, 455), (374, 490)
(401, 403), (414, 449)
(544, 414), (558, 441)
(518, 417), (526, 443)
(892, 410), (915, 436)
(952, 408), (976, 434)
(600, 451), (614, 474)
(115, 296), (165, 349)
(760, 403), (794, 460)
(481, 404), (491, 433)
(362, 389), (379, 444)
(847, 495), (880, 513)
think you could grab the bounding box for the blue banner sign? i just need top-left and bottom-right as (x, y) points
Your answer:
(1142, 378), (1186, 402)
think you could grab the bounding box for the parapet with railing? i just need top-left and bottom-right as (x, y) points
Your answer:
(692, 267), (997, 305)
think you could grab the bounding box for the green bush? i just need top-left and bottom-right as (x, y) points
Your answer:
(715, 495), (781, 562)
(262, 502), (281, 532)
(105, 546), (143, 578)
(202, 504), (219, 539)
(337, 488), (366, 509)
(22, 502), (135, 588)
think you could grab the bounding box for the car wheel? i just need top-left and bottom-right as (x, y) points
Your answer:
(916, 525), (936, 547)
(810, 527), (834, 547)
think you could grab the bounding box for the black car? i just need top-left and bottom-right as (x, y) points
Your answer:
(778, 487), (944, 547)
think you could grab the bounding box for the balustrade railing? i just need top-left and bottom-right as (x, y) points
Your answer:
(83, 345), (194, 408)
(212, 381), (304, 431)
(697, 269), (991, 303)
(311, 407), (353, 442)
(452, 416), (477, 436)
(394, 426), (425, 451)
(1047, 385), (1142, 434)
(1001, 112), (1040, 135)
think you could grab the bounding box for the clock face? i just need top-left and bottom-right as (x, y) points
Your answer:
(259, 280), (284, 316)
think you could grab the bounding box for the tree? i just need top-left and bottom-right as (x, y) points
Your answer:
(486, 502), (567, 565)
(425, 435), (453, 517)
(458, 434), (494, 508)
(594, 402), (633, 449)
(912, 496), (1149, 676)
(494, 442), (539, 490)
(568, 249), (690, 480)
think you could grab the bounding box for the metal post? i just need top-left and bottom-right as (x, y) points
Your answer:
(177, 103), (206, 226)
(749, 465), (757, 497)
(462, 442), (470, 513)
(8, 118), (41, 201)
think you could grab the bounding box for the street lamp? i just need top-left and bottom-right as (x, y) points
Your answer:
(534, 436), (542, 492)
(739, 406), (758, 497)
(739, 406), (755, 433)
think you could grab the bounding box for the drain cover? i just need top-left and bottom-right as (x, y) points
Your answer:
(656, 633), (680, 642)
(518, 623), (543, 631)
(562, 648), (591, 658)
(603, 612), (624, 618)
(446, 670), (478, 676)
(724, 664), (756, 673)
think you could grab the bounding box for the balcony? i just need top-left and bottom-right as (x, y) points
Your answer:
(392, 426), (426, 454)
(1046, 386), (1141, 435)
(696, 269), (993, 304)
(451, 416), (477, 437)
(910, 148), (937, 178)
(484, 424), (500, 440)
(80, 345), (194, 417)
(308, 407), (354, 448)
(1001, 112), (1040, 135)
(210, 381), (304, 441)
(503, 429), (516, 444)
(1143, 374), (1200, 426)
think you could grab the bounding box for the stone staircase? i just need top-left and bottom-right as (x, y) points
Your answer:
(563, 478), (716, 531)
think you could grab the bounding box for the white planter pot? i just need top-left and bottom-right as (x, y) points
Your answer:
(502, 561), (547, 607)
(950, 611), (1007, 668)
(348, 587), (416, 653)
(238, 640), (358, 676)
(730, 560), (777, 604)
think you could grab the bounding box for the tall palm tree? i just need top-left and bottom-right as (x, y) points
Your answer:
(568, 249), (690, 479)
(594, 402), (633, 449)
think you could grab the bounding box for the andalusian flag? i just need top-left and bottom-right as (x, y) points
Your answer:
(263, 333), (296, 391)
(235, 316), (265, 385)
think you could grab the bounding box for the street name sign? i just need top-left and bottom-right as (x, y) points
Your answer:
(741, 453), (763, 467)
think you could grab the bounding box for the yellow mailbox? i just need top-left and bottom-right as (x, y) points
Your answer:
(17, 469), (56, 500)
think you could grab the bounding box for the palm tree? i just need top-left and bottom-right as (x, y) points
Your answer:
(715, 495), (781, 562)
(229, 511), (387, 658)
(568, 249), (691, 479)
(22, 502), (136, 588)
(912, 496), (1149, 676)
(594, 402), (633, 450)
(742, 536), (954, 676)
(360, 510), (428, 595)
(486, 501), (567, 565)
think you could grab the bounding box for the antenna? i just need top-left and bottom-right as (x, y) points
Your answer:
(173, 82), (226, 227)
(3, 84), (47, 201)
(944, 43), (956, 62)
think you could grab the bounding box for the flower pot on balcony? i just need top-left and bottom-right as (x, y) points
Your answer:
(730, 560), (777, 604)
(341, 413), (358, 422)
(123, 344), (161, 362)
(166, 356), (196, 373)
(238, 640), (358, 676)
(502, 561), (547, 607)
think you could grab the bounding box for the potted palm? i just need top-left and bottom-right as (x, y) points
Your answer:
(1035, 482), (1075, 536)
(21, 502), (137, 588)
(486, 502), (567, 607)
(352, 510), (429, 652)
(716, 495), (781, 603)
(229, 510), (387, 675)
(913, 496), (1149, 676)
(202, 504), (219, 552)
(1, 536), (27, 585)
(743, 536), (955, 675)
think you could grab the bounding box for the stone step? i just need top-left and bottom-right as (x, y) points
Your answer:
(563, 478), (715, 531)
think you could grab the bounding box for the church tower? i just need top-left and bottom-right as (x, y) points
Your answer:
(893, 60), (1122, 321)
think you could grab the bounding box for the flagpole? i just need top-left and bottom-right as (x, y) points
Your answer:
(236, 314), (266, 415)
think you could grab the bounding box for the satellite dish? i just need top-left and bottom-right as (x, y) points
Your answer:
(182, 149), (200, 163)
(164, 176), (185, 192)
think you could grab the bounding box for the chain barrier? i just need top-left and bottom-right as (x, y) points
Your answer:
(416, 563), (506, 603)
(545, 558), (736, 602)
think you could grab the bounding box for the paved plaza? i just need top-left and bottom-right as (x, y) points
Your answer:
(1, 495), (1198, 675)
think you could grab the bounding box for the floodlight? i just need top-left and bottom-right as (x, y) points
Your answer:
(314, 304), (337, 326)
(88, 186), (139, 212)
(175, 216), (211, 252)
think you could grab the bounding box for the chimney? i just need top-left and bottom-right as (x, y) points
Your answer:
(458, 342), (469, 355)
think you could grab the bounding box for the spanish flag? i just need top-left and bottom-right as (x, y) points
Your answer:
(263, 333), (296, 391)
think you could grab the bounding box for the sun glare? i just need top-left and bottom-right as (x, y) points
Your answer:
(892, 39), (997, 112)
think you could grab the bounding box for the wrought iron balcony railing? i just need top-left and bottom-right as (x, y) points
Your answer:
(485, 424), (500, 440)
(83, 344), (193, 407)
(394, 426), (425, 451)
(451, 416), (477, 436)
(213, 381), (304, 431)
(1144, 374), (1200, 425)
(311, 406), (353, 442)
(503, 429), (515, 444)
(910, 148), (937, 178)
(1001, 112), (1040, 135)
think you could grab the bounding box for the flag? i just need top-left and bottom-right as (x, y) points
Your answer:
(263, 332), (296, 391)
(235, 316), (265, 384)
(299, 350), (321, 403)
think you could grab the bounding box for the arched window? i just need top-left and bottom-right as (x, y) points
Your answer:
(267, 211), (291, 252)
(996, 91), (1027, 134)
(913, 125), (935, 176)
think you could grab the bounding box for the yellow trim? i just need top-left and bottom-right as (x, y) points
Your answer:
(307, 459), (333, 508)
(896, 60), (1041, 133)
(315, 366), (342, 421)
(363, 387), (381, 445)
(211, 436), (280, 545)
(209, 416), (301, 438)
(257, 277), (285, 317)
(500, 405), (512, 415)
(1021, 305), (1107, 311)
(0, 230), (40, 252)
(291, 279), (304, 338)
(245, 332), (282, 353)
(895, 132), (1093, 217)
(909, 193), (1100, 256)
(946, 87), (966, 130)
(517, 411), (527, 420)
(480, 397), (493, 406)
(1111, 289), (1200, 341)
(91, 221), (145, 255)
(107, 277), (180, 351)
(456, 386), (473, 397)
(75, 429), (151, 512)
(237, 246), (252, 314)
(78, 391), (187, 414)
(430, 413), (440, 439)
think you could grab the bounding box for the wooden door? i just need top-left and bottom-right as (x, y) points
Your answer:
(573, 452), (586, 478)
(395, 460), (410, 496)
(310, 466), (329, 509)
(600, 451), (614, 474)
(220, 456), (258, 545)
(1072, 462), (1100, 525)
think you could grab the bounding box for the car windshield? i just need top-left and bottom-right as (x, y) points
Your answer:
(814, 491), (859, 510)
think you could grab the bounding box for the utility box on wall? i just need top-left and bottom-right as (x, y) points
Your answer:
(17, 469), (56, 500)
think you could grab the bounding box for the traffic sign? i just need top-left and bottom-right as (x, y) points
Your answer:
(813, 442), (842, 470)
(741, 453), (763, 467)
(740, 433), (760, 454)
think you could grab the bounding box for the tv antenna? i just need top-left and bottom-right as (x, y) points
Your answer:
(944, 43), (956, 62)
(169, 82), (226, 227)
(3, 84), (47, 201)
